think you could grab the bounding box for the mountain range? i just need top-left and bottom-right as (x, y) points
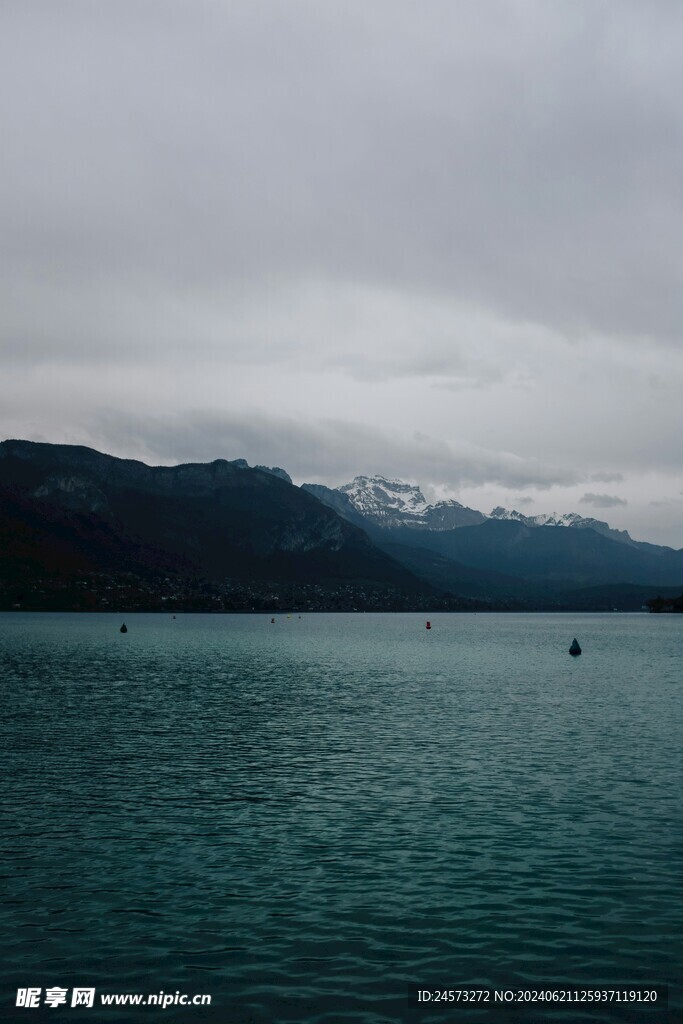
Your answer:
(0, 440), (443, 612)
(1, 441), (681, 611)
(304, 474), (633, 543)
(302, 474), (683, 606)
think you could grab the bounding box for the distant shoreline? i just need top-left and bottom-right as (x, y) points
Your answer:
(0, 608), (658, 616)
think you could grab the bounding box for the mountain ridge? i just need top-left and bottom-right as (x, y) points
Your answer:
(304, 476), (486, 531)
(307, 472), (639, 545)
(488, 506), (636, 547)
(2, 442), (681, 611)
(0, 440), (443, 611)
(302, 472), (683, 598)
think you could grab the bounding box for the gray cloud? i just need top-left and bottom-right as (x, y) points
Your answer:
(579, 493), (628, 509)
(590, 472), (625, 484)
(650, 497), (683, 508)
(1, 2), (682, 545)
(1, 0), (681, 349)
(88, 408), (582, 492)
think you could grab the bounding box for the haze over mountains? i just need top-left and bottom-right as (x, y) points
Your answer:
(304, 475), (634, 543)
(302, 473), (683, 607)
(1, 441), (682, 612)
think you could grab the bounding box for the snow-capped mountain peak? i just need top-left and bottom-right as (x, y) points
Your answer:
(338, 475), (430, 517)
(313, 478), (633, 543)
(489, 507), (574, 527)
(336, 476), (485, 530)
(488, 507), (634, 545)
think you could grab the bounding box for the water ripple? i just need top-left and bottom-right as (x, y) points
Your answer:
(1, 611), (681, 1022)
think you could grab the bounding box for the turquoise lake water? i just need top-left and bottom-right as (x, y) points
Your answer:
(1, 612), (681, 1023)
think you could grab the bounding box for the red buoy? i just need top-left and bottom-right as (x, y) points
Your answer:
(426, 621), (432, 630)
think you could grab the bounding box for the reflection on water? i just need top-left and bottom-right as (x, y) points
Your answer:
(1, 612), (681, 1022)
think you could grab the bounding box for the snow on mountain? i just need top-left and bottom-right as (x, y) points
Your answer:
(489, 507), (635, 546)
(336, 476), (485, 530)
(318, 476), (633, 543)
(490, 506), (553, 527)
(339, 476), (429, 518)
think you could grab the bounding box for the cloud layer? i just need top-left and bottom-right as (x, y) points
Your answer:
(579, 493), (628, 509)
(1, 2), (681, 543)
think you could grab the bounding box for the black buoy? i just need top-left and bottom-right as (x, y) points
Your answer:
(569, 637), (581, 656)
(120, 623), (128, 633)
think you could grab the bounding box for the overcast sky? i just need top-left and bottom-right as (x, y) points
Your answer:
(1, 1), (681, 544)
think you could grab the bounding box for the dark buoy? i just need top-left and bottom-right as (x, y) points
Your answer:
(120, 623), (128, 634)
(270, 617), (275, 624)
(569, 637), (581, 656)
(426, 621), (432, 630)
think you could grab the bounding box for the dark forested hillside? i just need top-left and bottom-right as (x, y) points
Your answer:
(0, 440), (438, 610)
